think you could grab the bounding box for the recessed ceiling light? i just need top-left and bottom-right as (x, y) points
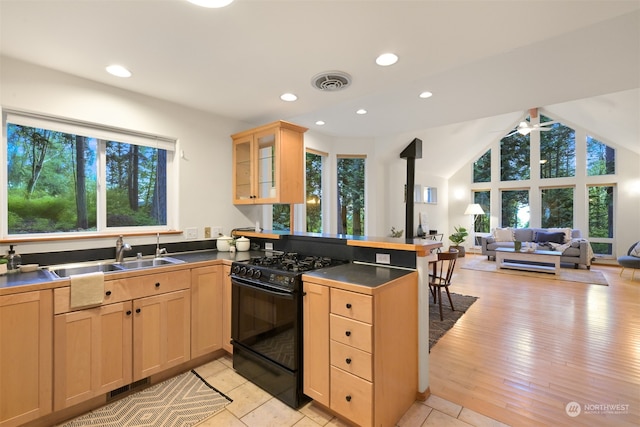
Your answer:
(187, 0), (234, 8)
(315, 120), (325, 126)
(106, 65), (132, 78)
(376, 53), (398, 66)
(419, 91), (433, 99)
(356, 109), (367, 115)
(280, 93), (297, 102)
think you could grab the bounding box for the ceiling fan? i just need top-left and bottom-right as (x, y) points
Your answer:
(505, 120), (555, 137)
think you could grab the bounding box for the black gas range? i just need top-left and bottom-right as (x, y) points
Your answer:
(230, 252), (346, 408)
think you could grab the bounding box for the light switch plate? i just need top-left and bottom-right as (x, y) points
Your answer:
(186, 227), (197, 240)
(265, 242), (274, 250)
(376, 253), (391, 264)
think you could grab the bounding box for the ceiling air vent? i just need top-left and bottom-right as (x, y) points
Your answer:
(311, 71), (352, 91)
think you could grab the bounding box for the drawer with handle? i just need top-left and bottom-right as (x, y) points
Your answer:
(329, 313), (372, 352)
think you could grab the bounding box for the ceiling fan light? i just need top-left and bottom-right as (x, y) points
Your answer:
(187, 0), (234, 8)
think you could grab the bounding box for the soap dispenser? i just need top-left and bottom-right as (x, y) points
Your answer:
(7, 245), (21, 271)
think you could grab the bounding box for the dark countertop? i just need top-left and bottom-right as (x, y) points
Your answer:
(302, 262), (415, 290)
(0, 249), (264, 294)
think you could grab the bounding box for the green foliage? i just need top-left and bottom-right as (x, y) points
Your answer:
(337, 158), (365, 235)
(588, 186), (613, 240)
(390, 227), (404, 238)
(502, 190), (529, 228)
(540, 118), (575, 179)
(272, 204), (290, 231)
(449, 226), (468, 245)
(473, 150), (491, 183)
(306, 152), (322, 232)
(473, 191), (490, 233)
(541, 187), (574, 228)
(587, 136), (615, 176)
(500, 133), (530, 181)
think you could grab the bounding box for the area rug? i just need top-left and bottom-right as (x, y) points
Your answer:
(430, 292), (478, 350)
(60, 370), (232, 427)
(461, 257), (609, 286)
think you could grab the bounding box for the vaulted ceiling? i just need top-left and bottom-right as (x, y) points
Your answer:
(1, 0), (638, 170)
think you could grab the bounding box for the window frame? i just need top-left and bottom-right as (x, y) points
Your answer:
(2, 110), (178, 240)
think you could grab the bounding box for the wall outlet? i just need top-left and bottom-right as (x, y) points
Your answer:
(185, 227), (197, 240)
(204, 227), (211, 239)
(375, 253), (391, 264)
(265, 242), (273, 250)
(212, 226), (222, 237)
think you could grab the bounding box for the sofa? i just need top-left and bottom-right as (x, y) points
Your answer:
(481, 227), (593, 270)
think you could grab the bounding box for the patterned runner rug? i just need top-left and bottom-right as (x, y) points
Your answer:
(461, 257), (608, 286)
(60, 370), (232, 427)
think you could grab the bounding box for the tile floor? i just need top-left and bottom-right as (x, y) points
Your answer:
(195, 355), (511, 427)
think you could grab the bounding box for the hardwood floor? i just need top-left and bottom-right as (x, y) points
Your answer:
(429, 255), (639, 427)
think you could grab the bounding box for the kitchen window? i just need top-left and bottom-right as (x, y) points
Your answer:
(337, 155), (365, 236)
(2, 110), (176, 238)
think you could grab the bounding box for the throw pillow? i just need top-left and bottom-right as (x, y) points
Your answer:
(535, 231), (565, 244)
(631, 242), (640, 257)
(547, 227), (572, 243)
(494, 227), (514, 242)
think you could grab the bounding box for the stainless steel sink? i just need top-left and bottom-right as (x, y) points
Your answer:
(117, 257), (184, 269)
(49, 256), (184, 278)
(49, 262), (124, 277)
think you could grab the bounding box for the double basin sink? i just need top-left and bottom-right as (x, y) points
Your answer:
(48, 256), (185, 278)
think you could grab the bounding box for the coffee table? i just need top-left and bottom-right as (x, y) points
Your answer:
(495, 247), (562, 275)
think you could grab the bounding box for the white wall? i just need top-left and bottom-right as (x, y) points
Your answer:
(1, 56), (256, 254)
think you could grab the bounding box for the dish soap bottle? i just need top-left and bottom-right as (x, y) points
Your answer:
(7, 245), (21, 271)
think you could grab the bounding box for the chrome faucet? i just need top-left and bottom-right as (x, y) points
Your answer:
(115, 235), (132, 263)
(155, 233), (167, 257)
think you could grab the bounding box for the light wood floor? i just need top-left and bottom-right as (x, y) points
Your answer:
(429, 255), (639, 427)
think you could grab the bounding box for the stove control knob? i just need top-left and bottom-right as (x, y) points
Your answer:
(240, 266), (247, 276)
(247, 268), (254, 277)
(232, 265), (240, 274)
(253, 270), (262, 279)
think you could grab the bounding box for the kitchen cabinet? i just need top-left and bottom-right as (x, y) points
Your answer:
(222, 264), (233, 354)
(52, 269), (191, 408)
(53, 301), (132, 410)
(232, 120), (308, 205)
(191, 265), (223, 358)
(0, 290), (52, 427)
(302, 272), (418, 427)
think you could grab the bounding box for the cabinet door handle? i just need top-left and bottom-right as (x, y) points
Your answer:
(135, 308), (141, 313)
(126, 310), (132, 316)
(345, 358), (351, 364)
(105, 290), (112, 296)
(346, 303), (352, 309)
(155, 282), (160, 288)
(345, 330), (351, 337)
(345, 395), (352, 402)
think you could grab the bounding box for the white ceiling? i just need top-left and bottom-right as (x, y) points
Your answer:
(1, 0), (639, 162)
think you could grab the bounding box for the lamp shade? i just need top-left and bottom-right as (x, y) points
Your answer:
(464, 203), (485, 215)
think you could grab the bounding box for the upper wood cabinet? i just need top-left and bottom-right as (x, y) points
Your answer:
(232, 120), (308, 205)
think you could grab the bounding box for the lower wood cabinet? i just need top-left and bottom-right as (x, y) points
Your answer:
(54, 301), (132, 410)
(0, 290), (53, 427)
(302, 272), (418, 427)
(191, 265), (223, 358)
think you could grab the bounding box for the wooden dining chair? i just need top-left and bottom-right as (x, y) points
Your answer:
(429, 249), (459, 321)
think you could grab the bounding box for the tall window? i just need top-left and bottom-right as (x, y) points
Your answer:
(540, 117), (575, 179)
(588, 185), (614, 255)
(5, 112), (173, 236)
(587, 136), (615, 176)
(541, 187), (574, 228)
(500, 133), (530, 181)
(337, 156), (365, 235)
(473, 150), (491, 183)
(306, 151), (323, 233)
(501, 189), (529, 228)
(473, 190), (490, 233)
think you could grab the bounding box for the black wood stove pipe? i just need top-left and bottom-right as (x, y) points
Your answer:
(400, 138), (422, 239)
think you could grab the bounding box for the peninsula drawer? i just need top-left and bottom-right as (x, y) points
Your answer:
(329, 314), (372, 352)
(330, 288), (372, 323)
(330, 366), (373, 427)
(330, 340), (372, 381)
(116, 270), (190, 299)
(54, 280), (131, 314)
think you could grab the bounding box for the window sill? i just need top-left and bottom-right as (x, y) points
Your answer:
(0, 230), (183, 244)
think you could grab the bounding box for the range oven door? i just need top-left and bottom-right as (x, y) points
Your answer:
(231, 276), (300, 371)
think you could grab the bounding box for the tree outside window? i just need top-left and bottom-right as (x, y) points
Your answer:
(540, 117), (575, 179)
(5, 116), (171, 236)
(473, 190), (490, 233)
(500, 133), (530, 181)
(501, 189), (529, 228)
(337, 156), (365, 236)
(588, 185), (614, 255)
(473, 150), (491, 183)
(306, 151), (323, 232)
(587, 136), (615, 176)
(541, 187), (573, 228)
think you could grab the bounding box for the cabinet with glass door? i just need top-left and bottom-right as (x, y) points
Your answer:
(232, 120), (307, 204)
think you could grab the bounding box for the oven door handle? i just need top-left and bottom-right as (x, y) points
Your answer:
(231, 278), (295, 299)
